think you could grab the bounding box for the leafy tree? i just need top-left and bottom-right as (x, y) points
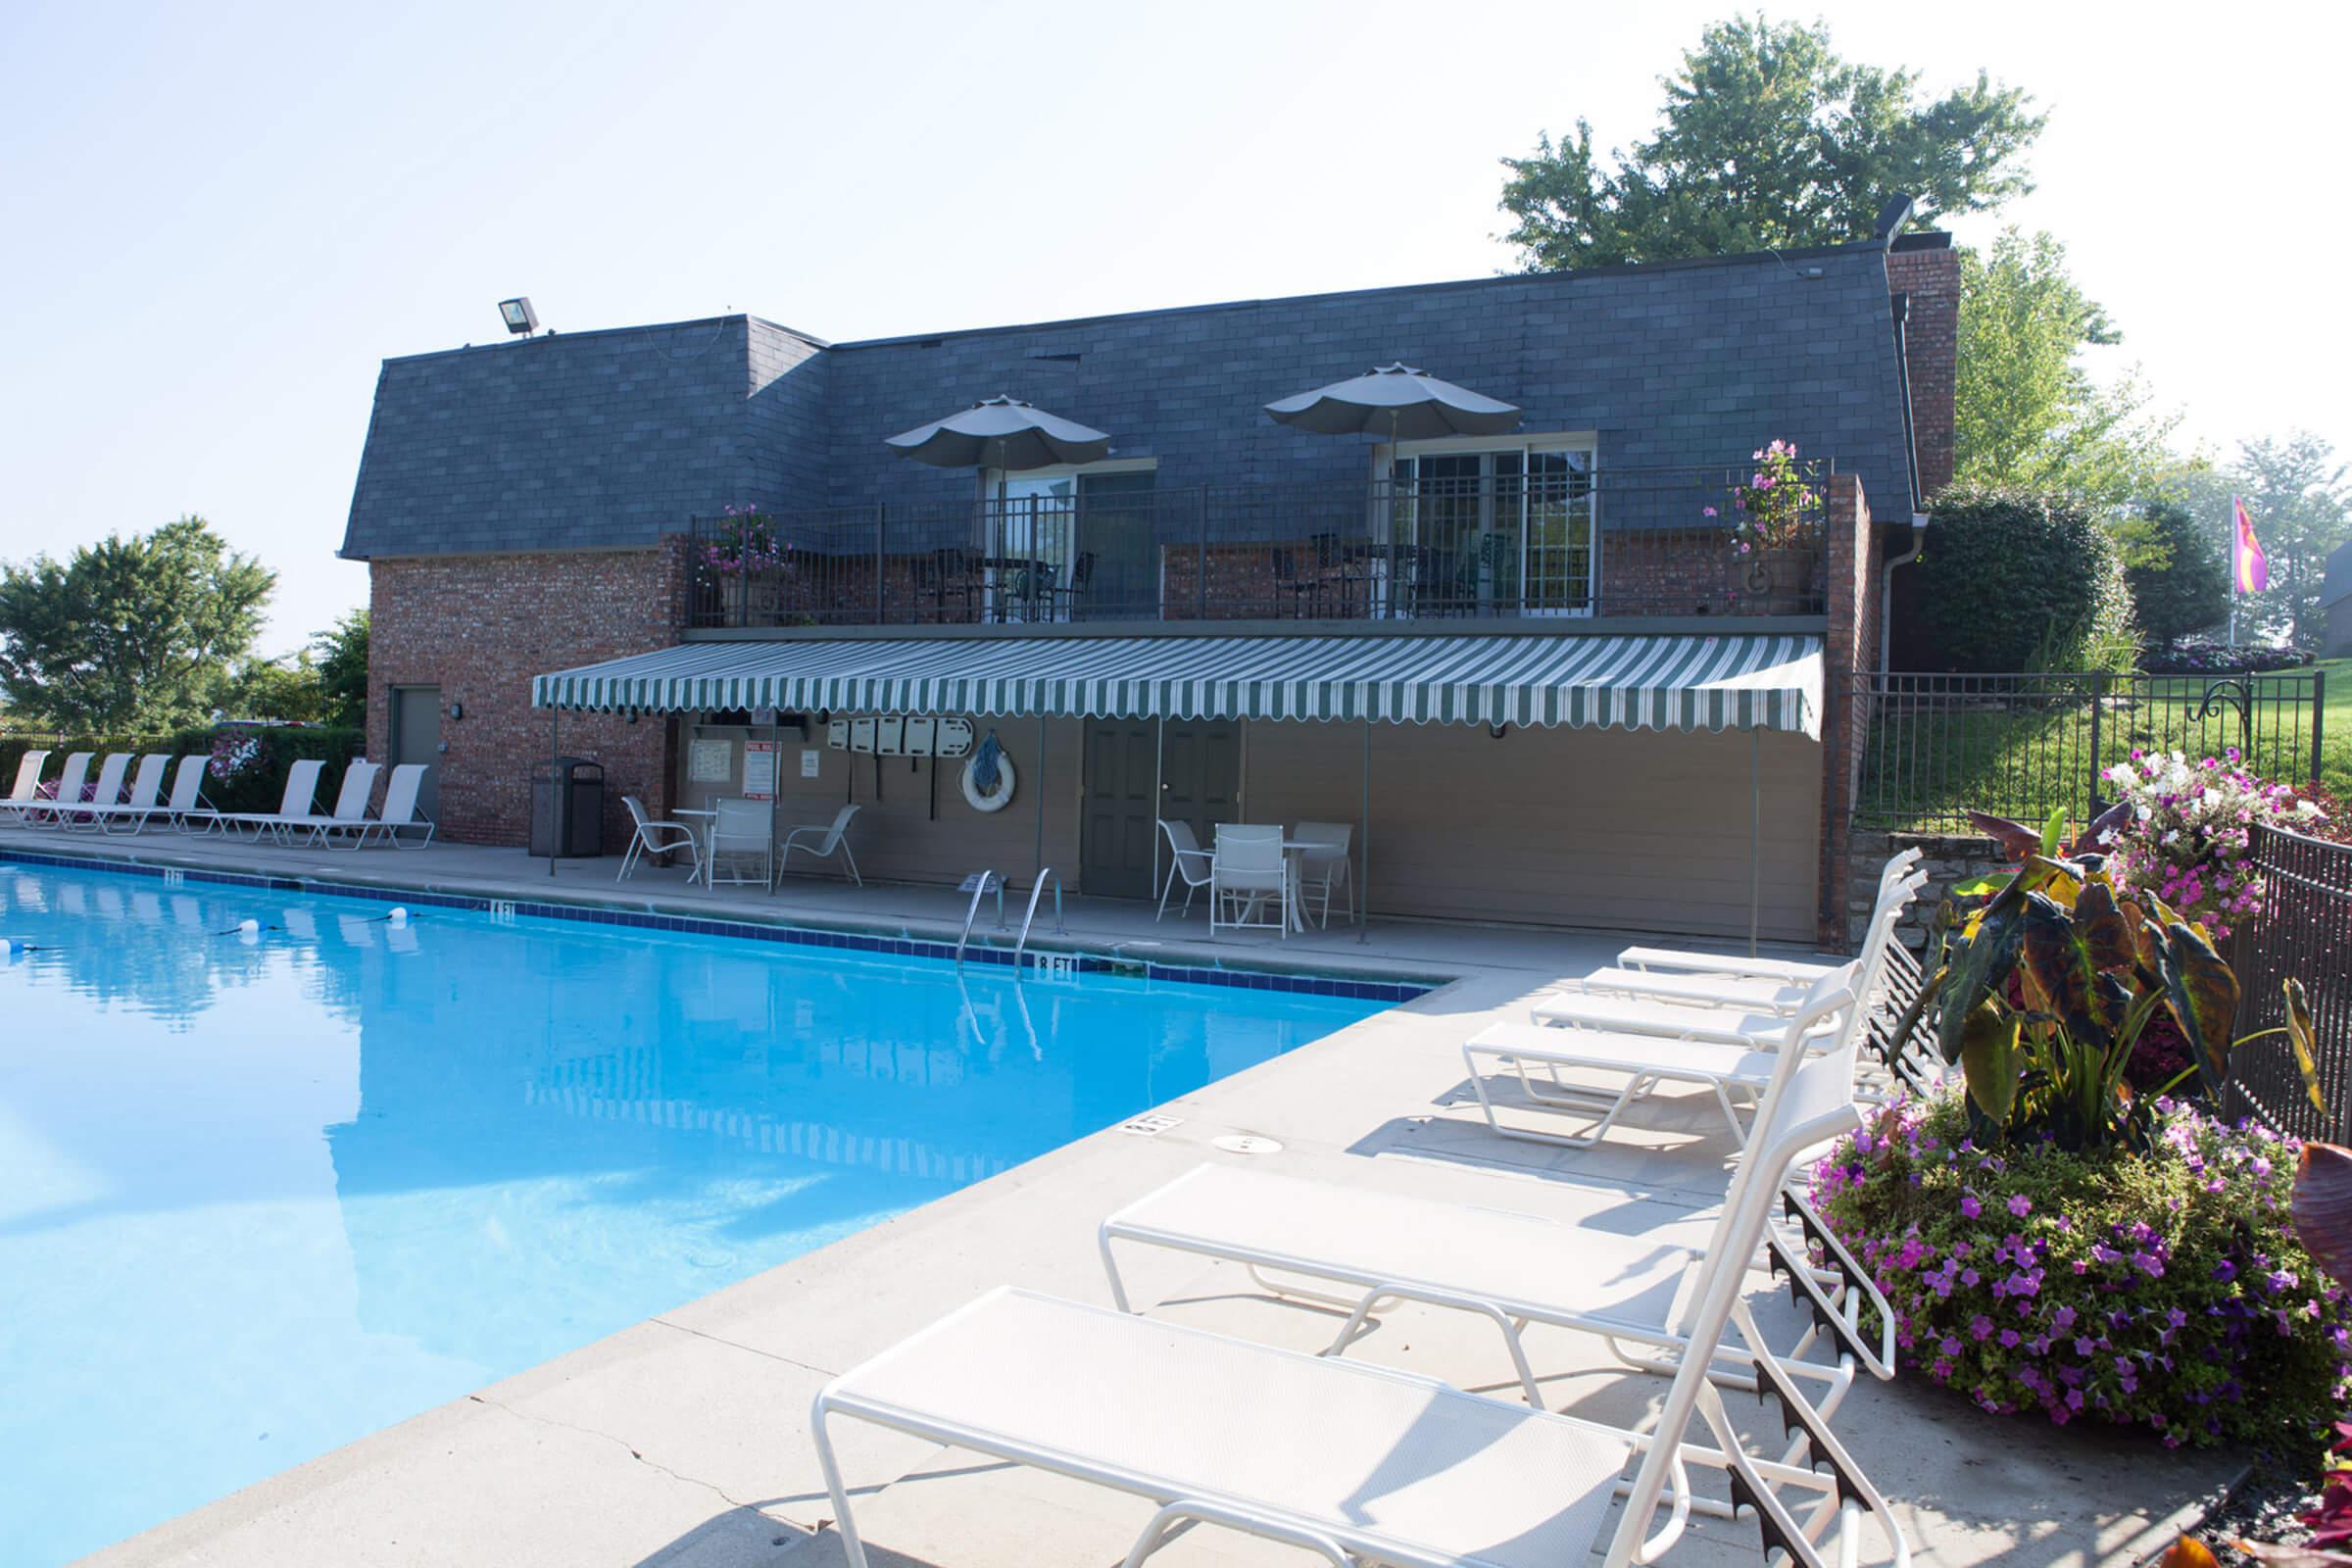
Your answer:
(0, 516), (274, 732)
(313, 610), (368, 730)
(223, 651), (325, 723)
(1952, 229), (2184, 515)
(2124, 501), (2230, 649)
(1499, 15), (2043, 270)
(2215, 433), (2351, 651)
(1910, 486), (2137, 672)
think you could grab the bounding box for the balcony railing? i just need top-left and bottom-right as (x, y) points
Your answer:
(685, 468), (1828, 631)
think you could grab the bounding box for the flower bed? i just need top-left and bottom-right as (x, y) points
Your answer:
(2097, 749), (2327, 939)
(1815, 1093), (2352, 1449)
(2143, 639), (2315, 677)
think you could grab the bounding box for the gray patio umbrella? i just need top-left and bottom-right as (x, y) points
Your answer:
(1263, 363), (1520, 442)
(884, 394), (1112, 471)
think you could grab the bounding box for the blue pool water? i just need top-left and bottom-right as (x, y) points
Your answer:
(0, 863), (1384, 1567)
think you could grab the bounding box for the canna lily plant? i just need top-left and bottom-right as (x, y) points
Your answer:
(1893, 805), (2323, 1151)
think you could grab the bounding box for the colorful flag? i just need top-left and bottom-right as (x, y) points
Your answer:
(2232, 496), (2270, 594)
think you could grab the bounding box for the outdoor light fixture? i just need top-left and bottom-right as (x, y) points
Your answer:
(446, 702), (464, 721)
(497, 297), (539, 336)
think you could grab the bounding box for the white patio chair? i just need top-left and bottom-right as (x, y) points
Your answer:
(59, 753), (131, 831)
(161, 757), (219, 833)
(88, 754), (172, 834)
(281, 760), (381, 847)
(1153, 818), (1212, 921)
(617, 794), (701, 883)
(811, 997), (1906, 1568)
(705, 798), (771, 889)
(1207, 822), (1288, 938)
(776, 803), (861, 886)
(0, 750), (51, 824)
(21, 752), (91, 827)
(214, 759), (326, 843)
(354, 763), (436, 848)
(1289, 819), (1352, 926)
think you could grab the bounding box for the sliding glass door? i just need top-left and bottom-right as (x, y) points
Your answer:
(1389, 445), (1593, 615)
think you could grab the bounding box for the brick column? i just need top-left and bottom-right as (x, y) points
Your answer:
(1817, 471), (1879, 951)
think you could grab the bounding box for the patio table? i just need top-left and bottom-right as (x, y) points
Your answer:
(671, 807), (718, 886)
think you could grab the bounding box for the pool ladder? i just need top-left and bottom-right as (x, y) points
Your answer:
(954, 867), (1066, 970)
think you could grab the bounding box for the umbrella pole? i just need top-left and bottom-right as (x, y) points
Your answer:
(1034, 711), (1046, 887)
(1748, 725), (1761, 958)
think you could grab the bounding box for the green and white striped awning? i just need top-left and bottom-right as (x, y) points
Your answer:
(531, 632), (1823, 737)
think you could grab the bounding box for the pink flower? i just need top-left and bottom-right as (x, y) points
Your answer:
(2008, 1194), (2033, 1218)
(1702, 506), (1718, 517)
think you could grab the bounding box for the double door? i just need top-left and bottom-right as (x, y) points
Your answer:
(1390, 448), (1594, 614)
(1078, 720), (1241, 900)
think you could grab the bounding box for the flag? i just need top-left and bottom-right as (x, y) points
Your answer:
(2232, 496), (2270, 594)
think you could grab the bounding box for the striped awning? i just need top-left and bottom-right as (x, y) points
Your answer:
(531, 632), (1823, 737)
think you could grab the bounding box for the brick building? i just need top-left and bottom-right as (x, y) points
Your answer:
(342, 203), (1958, 949)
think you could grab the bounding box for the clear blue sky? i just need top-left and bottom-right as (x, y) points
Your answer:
(3, 1), (2343, 653)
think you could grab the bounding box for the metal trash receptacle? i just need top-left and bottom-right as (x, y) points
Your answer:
(530, 757), (605, 858)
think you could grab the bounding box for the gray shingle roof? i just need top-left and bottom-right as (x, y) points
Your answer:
(341, 242), (1918, 560)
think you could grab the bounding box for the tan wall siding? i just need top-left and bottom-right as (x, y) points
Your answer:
(1244, 720), (1821, 941)
(673, 717), (1082, 890)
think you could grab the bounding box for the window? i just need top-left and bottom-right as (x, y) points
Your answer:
(1387, 440), (1595, 615)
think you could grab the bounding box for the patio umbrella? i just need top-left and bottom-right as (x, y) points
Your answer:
(883, 394), (1112, 471)
(1263, 363), (1520, 442)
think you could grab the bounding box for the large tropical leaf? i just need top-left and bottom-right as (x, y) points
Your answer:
(2069, 799), (2134, 857)
(1936, 871), (2034, 1064)
(2294, 1143), (2352, 1289)
(2020, 892), (2123, 1048)
(2288, 979), (2328, 1118)
(1886, 964), (1947, 1071)
(1965, 809), (2044, 861)
(2156, 921), (2242, 1097)
(1959, 999), (2022, 1125)
(2072, 879), (2138, 975)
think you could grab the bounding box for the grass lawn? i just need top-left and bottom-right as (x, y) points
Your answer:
(1858, 661), (2347, 832)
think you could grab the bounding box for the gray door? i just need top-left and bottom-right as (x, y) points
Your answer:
(1159, 719), (1242, 862)
(1080, 722), (1156, 899)
(390, 687), (441, 821)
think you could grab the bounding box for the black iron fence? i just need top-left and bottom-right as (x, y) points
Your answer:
(2230, 824), (2352, 1141)
(684, 465), (1831, 629)
(1852, 670), (2328, 833)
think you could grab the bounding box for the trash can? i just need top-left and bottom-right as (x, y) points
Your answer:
(530, 757), (605, 858)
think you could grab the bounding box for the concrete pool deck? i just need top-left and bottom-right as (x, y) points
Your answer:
(6, 828), (2241, 1567)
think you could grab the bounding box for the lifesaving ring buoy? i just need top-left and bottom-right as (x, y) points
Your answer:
(960, 753), (1016, 812)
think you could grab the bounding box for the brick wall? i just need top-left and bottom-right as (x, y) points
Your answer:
(1887, 240), (1959, 499)
(1817, 470), (1880, 949)
(367, 539), (690, 846)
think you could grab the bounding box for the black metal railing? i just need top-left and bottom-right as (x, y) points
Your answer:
(2230, 824), (2352, 1140)
(1852, 670), (2328, 833)
(682, 466), (1831, 630)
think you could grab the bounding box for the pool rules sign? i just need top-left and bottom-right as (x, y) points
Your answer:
(743, 741), (778, 801)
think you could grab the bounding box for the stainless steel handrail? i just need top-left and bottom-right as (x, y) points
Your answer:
(956, 870), (1004, 968)
(1013, 868), (1065, 968)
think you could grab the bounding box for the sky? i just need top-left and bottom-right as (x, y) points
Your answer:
(2, 0), (2344, 654)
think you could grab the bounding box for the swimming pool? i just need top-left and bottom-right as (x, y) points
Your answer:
(0, 861), (1387, 1568)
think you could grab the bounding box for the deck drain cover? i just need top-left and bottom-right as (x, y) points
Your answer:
(1121, 1113), (1183, 1137)
(1211, 1134), (1283, 1156)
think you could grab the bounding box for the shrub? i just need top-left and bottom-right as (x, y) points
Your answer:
(1814, 1092), (2352, 1449)
(1912, 485), (2138, 672)
(2142, 637), (2314, 676)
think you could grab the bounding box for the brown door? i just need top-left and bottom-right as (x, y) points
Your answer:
(1158, 719), (1242, 874)
(1080, 721), (1156, 899)
(389, 687), (441, 820)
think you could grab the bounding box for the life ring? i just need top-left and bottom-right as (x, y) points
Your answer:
(960, 753), (1016, 812)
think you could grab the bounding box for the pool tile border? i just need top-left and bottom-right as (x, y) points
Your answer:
(0, 847), (1440, 1004)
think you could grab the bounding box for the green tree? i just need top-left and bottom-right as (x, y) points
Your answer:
(2124, 500), (2230, 649)
(313, 609), (368, 730)
(1952, 228), (2184, 514)
(2221, 433), (2351, 651)
(0, 516), (274, 731)
(1499, 15), (2043, 270)
(223, 651), (325, 723)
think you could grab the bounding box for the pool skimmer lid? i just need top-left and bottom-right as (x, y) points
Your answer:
(1120, 1113), (1182, 1137)
(1211, 1134), (1283, 1156)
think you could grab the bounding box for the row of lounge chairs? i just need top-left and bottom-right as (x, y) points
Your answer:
(0, 749), (435, 849)
(810, 855), (1934, 1568)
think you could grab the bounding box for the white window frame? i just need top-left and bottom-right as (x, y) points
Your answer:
(1375, 433), (1600, 617)
(978, 459), (1159, 623)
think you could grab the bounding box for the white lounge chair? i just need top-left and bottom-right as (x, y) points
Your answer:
(1290, 819), (1353, 926)
(617, 794), (700, 882)
(85, 754), (172, 834)
(776, 803), (860, 886)
(281, 760), (381, 847)
(161, 757), (219, 833)
(1532, 870), (1922, 1041)
(1568, 852), (1925, 1013)
(22, 752), (92, 827)
(353, 762), (435, 848)
(811, 1009), (1904, 1568)
(0, 750), (50, 823)
(58, 753), (132, 831)
(1153, 818), (1212, 921)
(706, 798), (771, 888)
(1611, 848), (1927, 985)
(213, 758), (326, 842)
(1208, 822), (1288, 938)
